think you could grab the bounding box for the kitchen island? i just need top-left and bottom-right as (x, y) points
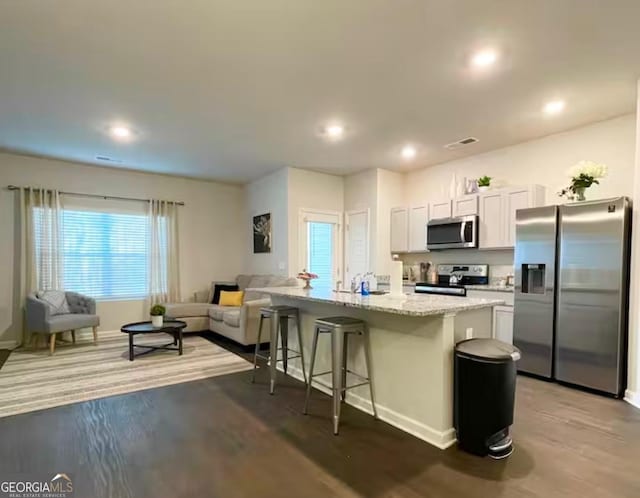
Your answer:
(252, 286), (504, 449)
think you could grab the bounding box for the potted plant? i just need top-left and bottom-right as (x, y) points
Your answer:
(558, 160), (608, 201)
(477, 176), (492, 192)
(150, 304), (166, 327)
(297, 269), (319, 290)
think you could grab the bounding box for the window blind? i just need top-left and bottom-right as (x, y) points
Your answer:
(307, 222), (334, 291)
(60, 209), (149, 300)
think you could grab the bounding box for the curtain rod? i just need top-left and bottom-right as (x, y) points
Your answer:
(6, 185), (185, 206)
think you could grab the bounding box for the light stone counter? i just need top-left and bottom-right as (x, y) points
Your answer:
(250, 286), (504, 449)
(251, 286), (504, 316)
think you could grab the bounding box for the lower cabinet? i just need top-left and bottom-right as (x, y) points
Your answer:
(493, 305), (514, 344)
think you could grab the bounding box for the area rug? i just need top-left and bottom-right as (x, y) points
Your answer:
(0, 330), (253, 418)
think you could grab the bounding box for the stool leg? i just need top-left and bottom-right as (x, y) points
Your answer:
(341, 333), (348, 402)
(280, 316), (289, 374)
(295, 313), (307, 385)
(269, 312), (279, 395)
(331, 329), (345, 435)
(251, 314), (265, 383)
(303, 326), (320, 415)
(363, 325), (378, 419)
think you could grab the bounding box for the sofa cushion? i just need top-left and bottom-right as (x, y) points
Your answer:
(236, 274), (253, 290)
(165, 302), (212, 318)
(222, 309), (241, 327)
(212, 283), (239, 304)
(36, 290), (70, 316)
(46, 313), (99, 333)
(208, 305), (229, 321)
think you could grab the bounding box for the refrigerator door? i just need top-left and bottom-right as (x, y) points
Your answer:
(513, 205), (558, 378)
(555, 197), (630, 395)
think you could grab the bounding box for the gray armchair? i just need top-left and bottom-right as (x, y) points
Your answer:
(26, 291), (100, 354)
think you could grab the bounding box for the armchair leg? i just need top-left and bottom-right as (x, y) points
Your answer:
(71, 330), (76, 344)
(49, 333), (56, 355)
(92, 326), (98, 344)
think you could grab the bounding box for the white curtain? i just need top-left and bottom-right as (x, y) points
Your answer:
(16, 187), (63, 346)
(148, 199), (181, 304)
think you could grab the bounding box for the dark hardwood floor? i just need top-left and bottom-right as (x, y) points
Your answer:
(0, 334), (639, 498)
(0, 350), (9, 370)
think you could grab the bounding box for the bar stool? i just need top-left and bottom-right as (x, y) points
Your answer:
(303, 316), (377, 434)
(251, 305), (307, 394)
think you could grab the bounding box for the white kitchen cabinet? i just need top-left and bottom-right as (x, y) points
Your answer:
(478, 192), (505, 248)
(453, 195), (478, 217)
(390, 207), (409, 253)
(408, 204), (428, 252)
(429, 200), (452, 220)
(493, 305), (514, 344)
(479, 185), (545, 249)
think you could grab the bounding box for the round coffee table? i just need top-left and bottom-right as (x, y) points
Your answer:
(120, 320), (187, 361)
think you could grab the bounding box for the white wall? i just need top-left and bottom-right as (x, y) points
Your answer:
(405, 114), (636, 206)
(287, 167), (344, 275)
(244, 168), (289, 276)
(626, 84), (640, 409)
(0, 152), (245, 342)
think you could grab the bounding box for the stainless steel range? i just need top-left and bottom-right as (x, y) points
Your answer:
(415, 264), (488, 297)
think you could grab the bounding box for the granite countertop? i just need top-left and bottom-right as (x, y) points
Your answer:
(250, 286), (504, 317)
(465, 284), (515, 293)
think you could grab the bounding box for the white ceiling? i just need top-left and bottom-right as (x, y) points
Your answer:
(1, 0), (639, 183)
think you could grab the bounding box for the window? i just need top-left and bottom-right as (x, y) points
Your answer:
(307, 221), (335, 292)
(34, 206), (152, 300)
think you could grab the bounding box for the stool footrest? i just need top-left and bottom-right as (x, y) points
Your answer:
(255, 353), (303, 362)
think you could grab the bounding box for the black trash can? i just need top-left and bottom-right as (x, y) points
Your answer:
(454, 338), (521, 459)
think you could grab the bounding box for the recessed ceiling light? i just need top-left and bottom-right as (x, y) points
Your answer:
(110, 125), (132, 139)
(401, 145), (417, 160)
(323, 123), (345, 140)
(471, 49), (499, 68)
(543, 100), (566, 115)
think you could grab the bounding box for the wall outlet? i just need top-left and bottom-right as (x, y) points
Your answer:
(465, 327), (473, 339)
(278, 262), (286, 271)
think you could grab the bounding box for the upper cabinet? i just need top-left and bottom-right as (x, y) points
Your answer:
(479, 185), (545, 249)
(390, 207), (409, 253)
(429, 200), (452, 220)
(453, 195), (479, 217)
(408, 204), (428, 252)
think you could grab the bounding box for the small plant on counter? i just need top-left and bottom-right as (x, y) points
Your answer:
(477, 176), (492, 187)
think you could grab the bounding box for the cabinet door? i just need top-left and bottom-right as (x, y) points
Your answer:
(478, 192), (505, 248)
(408, 205), (428, 252)
(493, 306), (514, 344)
(429, 200), (452, 220)
(453, 195), (478, 217)
(504, 187), (531, 247)
(390, 207), (409, 253)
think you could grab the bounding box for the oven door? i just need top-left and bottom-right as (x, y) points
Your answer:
(427, 215), (477, 249)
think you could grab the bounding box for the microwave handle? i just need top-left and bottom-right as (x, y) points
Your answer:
(460, 221), (466, 242)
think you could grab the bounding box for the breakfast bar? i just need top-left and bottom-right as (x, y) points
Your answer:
(253, 287), (504, 449)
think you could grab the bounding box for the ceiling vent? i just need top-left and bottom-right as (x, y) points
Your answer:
(95, 155), (123, 164)
(444, 137), (479, 150)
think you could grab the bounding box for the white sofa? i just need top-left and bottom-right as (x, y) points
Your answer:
(164, 274), (297, 346)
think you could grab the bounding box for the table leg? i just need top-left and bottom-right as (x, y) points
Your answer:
(129, 333), (134, 361)
(178, 329), (183, 355)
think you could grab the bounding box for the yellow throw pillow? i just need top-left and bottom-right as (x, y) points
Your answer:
(219, 290), (244, 307)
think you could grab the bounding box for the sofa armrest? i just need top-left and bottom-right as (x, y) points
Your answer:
(193, 290), (210, 303)
(26, 296), (50, 332)
(65, 292), (96, 314)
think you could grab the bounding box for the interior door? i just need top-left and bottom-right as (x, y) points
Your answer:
(345, 209), (369, 285)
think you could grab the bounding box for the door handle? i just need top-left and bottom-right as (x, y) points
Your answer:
(460, 221), (466, 242)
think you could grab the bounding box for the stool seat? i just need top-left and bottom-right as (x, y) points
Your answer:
(304, 315), (377, 434)
(260, 305), (298, 316)
(315, 316), (364, 328)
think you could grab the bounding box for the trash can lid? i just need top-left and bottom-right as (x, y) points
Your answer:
(455, 338), (521, 361)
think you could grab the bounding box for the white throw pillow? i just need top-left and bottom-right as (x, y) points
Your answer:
(36, 290), (71, 315)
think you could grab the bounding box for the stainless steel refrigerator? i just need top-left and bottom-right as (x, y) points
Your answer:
(513, 197), (631, 396)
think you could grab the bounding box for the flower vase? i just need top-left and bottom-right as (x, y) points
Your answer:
(151, 315), (163, 327)
(303, 280), (312, 290)
(574, 187), (586, 201)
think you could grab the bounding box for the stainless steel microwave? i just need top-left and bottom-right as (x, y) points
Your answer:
(426, 215), (478, 250)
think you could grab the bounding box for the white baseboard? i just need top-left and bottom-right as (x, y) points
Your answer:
(0, 340), (18, 350)
(624, 389), (640, 410)
(276, 364), (456, 450)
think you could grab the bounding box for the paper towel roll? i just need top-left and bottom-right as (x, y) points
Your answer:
(390, 260), (403, 296)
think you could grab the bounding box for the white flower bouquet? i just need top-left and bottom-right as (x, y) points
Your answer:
(558, 160), (608, 201)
